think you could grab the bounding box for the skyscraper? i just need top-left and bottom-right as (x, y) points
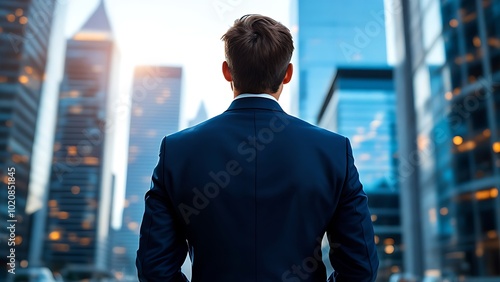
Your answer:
(394, 0), (500, 279)
(42, 0), (119, 274)
(0, 0), (57, 274)
(317, 67), (401, 281)
(298, 0), (388, 122)
(111, 66), (182, 279)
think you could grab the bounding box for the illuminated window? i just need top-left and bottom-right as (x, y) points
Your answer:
(6, 14), (15, 22)
(69, 90), (80, 97)
(473, 36), (481, 47)
(383, 238), (395, 245)
(68, 233), (78, 242)
(18, 75), (29, 84)
(49, 231), (61, 241)
(71, 186), (80, 195)
(487, 230), (498, 239)
(52, 244), (69, 252)
(15, 8), (23, 16)
(374, 235), (379, 244)
(391, 266), (400, 273)
(156, 96), (165, 104)
(48, 200), (58, 207)
(0, 76), (7, 82)
(488, 38), (500, 48)
(20, 260), (28, 268)
(493, 142), (500, 153)
(113, 246), (126, 254)
(67, 146), (77, 156)
(24, 66), (33, 74)
(80, 238), (91, 246)
(147, 130), (157, 137)
(445, 91), (453, 100)
(19, 16), (28, 24)
(69, 105), (82, 114)
(491, 187), (498, 198)
(82, 220), (92, 230)
(371, 214), (377, 222)
(128, 222), (139, 231)
(449, 19), (459, 28)
(58, 212), (69, 220)
(453, 136), (463, 145)
(384, 245), (395, 254)
(440, 207), (448, 216)
(133, 107), (143, 117)
(83, 157), (99, 165)
(15, 235), (22, 245)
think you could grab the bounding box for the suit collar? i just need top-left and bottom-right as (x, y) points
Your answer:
(226, 97), (284, 112)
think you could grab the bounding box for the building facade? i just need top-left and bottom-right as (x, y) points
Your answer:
(298, 0), (388, 123)
(318, 68), (401, 281)
(0, 0), (57, 274)
(393, 0), (500, 280)
(42, 0), (118, 274)
(111, 66), (182, 279)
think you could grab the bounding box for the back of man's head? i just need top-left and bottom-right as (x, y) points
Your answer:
(221, 14), (294, 94)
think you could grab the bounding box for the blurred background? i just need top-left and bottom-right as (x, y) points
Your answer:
(0, 0), (499, 281)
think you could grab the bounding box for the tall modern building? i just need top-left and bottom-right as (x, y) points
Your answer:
(42, 0), (119, 275)
(0, 0), (56, 274)
(318, 67), (401, 281)
(111, 66), (182, 279)
(298, 0), (388, 122)
(394, 0), (500, 280)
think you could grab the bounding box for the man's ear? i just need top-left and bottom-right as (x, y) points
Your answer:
(283, 63), (293, 84)
(222, 61), (232, 82)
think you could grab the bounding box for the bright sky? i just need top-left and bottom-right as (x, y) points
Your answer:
(61, 0), (294, 228)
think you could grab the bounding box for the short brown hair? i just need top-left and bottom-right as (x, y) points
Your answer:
(221, 14), (294, 94)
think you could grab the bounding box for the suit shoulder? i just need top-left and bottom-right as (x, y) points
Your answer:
(164, 113), (225, 143)
(284, 113), (347, 142)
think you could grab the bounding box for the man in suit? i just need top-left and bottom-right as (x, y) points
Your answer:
(136, 14), (378, 282)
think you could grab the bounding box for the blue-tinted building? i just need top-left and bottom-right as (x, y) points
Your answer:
(318, 67), (400, 281)
(42, 0), (118, 274)
(393, 0), (500, 280)
(298, 0), (388, 123)
(111, 66), (182, 279)
(0, 0), (57, 274)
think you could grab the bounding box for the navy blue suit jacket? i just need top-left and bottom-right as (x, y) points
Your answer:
(136, 97), (378, 282)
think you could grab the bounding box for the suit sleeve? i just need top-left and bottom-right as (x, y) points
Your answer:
(136, 137), (189, 282)
(326, 138), (379, 282)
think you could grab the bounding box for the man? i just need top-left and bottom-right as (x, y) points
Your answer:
(136, 14), (378, 282)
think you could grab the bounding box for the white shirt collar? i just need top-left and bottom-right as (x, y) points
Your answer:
(234, 93), (278, 102)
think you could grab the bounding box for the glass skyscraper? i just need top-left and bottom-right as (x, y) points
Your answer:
(111, 66), (182, 279)
(394, 0), (500, 279)
(42, 0), (119, 275)
(0, 0), (56, 275)
(318, 67), (400, 281)
(298, 0), (388, 122)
